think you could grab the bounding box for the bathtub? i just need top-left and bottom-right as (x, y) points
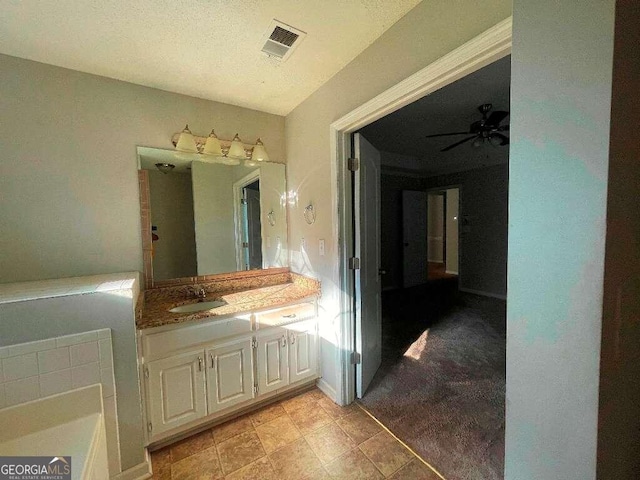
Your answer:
(0, 384), (109, 479)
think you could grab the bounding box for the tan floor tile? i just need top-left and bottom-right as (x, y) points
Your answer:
(359, 432), (414, 477)
(304, 422), (355, 464)
(212, 416), (254, 444)
(281, 389), (323, 413)
(225, 456), (278, 480)
(255, 414), (302, 453)
(170, 429), (215, 463)
(216, 430), (265, 475)
(249, 402), (287, 427)
(318, 398), (358, 420)
(267, 437), (322, 480)
(387, 459), (441, 480)
(324, 449), (384, 479)
(150, 447), (171, 480)
(336, 411), (382, 445)
(289, 401), (333, 435)
(170, 445), (223, 480)
(304, 466), (332, 479)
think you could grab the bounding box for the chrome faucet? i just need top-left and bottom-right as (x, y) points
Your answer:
(190, 286), (206, 301)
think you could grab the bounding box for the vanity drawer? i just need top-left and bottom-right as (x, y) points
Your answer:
(256, 302), (316, 329)
(143, 316), (252, 361)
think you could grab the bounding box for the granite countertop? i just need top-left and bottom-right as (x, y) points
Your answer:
(138, 274), (320, 330)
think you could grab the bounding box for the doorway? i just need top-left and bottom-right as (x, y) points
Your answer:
(233, 172), (263, 271)
(342, 35), (510, 480)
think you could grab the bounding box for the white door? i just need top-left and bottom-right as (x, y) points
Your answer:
(354, 133), (382, 398)
(245, 187), (263, 269)
(402, 190), (429, 287)
(288, 320), (318, 384)
(206, 338), (254, 414)
(256, 330), (289, 395)
(146, 350), (206, 437)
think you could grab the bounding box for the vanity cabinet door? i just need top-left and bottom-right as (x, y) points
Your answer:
(288, 320), (318, 384)
(256, 330), (289, 395)
(146, 350), (206, 438)
(206, 338), (254, 414)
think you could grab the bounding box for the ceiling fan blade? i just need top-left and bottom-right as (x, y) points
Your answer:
(441, 135), (477, 152)
(425, 131), (471, 138)
(492, 133), (510, 145)
(487, 110), (509, 126)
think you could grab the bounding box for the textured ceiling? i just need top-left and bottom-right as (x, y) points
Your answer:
(0, 0), (421, 116)
(361, 55), (511, 176)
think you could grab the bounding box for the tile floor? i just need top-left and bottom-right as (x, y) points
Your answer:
(150, 387), (441, 479)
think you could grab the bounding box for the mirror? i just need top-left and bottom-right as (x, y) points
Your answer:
(137, 147), (288, 283)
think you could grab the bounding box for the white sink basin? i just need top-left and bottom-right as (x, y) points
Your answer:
(169, 300), (227, 314)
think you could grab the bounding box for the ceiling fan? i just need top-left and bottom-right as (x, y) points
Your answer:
(425, 103), (510, 152)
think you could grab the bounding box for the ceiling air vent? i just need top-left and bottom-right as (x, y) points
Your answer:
(260, 20), (306, 62)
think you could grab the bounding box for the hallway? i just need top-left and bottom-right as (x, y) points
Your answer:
(359, 279), (506, 480)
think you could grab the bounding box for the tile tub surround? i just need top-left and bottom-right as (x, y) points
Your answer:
(139, 271), (321, 329)
(149, 387), (439, 480)
(0, 329), (121, 475)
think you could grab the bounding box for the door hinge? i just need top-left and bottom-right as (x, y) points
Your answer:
(251, 338), (258, 349)
(348, 157), (359, 171)
(348, 257), (360, 270)
(144, 366), (149, 379)
(242, 242), (249, 248)
(253, 385), (259, 395)
(350, 352), (361, 365)
(147, 422), (152, 433)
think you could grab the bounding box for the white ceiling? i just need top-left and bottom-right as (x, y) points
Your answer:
(361, 55), (511, 176)
(0, 0), (421, 116)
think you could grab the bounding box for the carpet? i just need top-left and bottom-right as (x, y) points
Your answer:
(359, 279), (506, 480)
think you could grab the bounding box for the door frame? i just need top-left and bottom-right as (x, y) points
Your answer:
(426, 185), (462, 281)
(329, 18), (512, 405)
(232, 170), (262, 271)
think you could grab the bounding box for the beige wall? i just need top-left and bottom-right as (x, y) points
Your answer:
(148, 170), (197, 280)
(191, 162), (237, 274)
(285, 0), (511, 394)
(0, 53), (285, 284)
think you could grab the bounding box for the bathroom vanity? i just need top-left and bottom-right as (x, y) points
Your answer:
(137, 269), (321, 445)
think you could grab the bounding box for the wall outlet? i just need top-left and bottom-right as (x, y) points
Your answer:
(319, 239), (325, 256)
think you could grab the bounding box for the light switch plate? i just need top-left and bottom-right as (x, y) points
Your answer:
(319, 239), (325, 256)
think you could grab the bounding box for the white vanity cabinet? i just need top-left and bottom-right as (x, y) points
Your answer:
(146, 349), (207, 437)
(206, 337), (255, 414)
(140, 300), (319, 444)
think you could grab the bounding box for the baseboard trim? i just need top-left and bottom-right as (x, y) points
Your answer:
(316, 378), (337, 403)
(459, 287), (506, 300)
(112, 456), (152, 480)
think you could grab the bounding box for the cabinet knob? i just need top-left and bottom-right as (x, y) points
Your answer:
(290, 333), (296, 345)
(198, 356), (203, 372)
(210, 353), (215, 369)
(281, 335), (287, 347)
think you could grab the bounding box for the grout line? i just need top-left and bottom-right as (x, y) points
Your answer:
(355, 401), (448, 480)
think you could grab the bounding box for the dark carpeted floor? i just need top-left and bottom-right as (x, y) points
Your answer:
(359, 278), (506, 480)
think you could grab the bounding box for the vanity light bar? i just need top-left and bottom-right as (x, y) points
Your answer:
(171, 126), (269, 162)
